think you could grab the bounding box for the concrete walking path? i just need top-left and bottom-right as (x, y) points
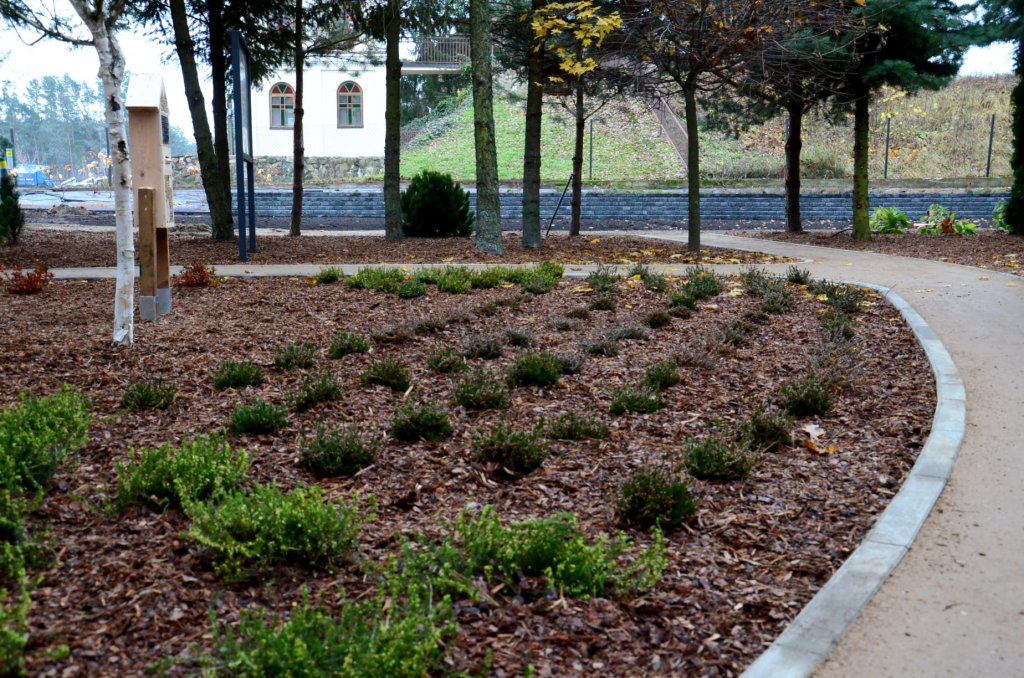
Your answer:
(47, 231), (1024, 676)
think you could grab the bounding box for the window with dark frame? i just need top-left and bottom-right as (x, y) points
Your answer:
(337, 81), (363, 128)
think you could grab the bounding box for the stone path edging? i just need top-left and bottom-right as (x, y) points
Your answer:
(741, 284), (965, 678)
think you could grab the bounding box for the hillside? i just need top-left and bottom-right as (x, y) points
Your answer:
(399, 76), (1014, 187)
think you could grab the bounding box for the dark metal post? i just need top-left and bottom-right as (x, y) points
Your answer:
(545, 173), (574, 237)
(883, 117), (891, 180)
(588, 119), (593, 180)
(986, 113), (996, 178)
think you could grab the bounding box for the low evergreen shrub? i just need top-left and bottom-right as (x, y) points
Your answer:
(229, 402), (287, 435)
(328, 332), (370, 358)
(506, 352), (563, 387)
(300, 423), (382, 477)
(213, 360), (264, 390)
(274, 342), (318, 370)
(544, 413), (609, 441)
(473, 423), (547, 478)
(401, 170), (474, 237)
(609, 385), (663, 416)
(453, 368), (509, 411)
(121, 379), (176, 411)
(361, 359), (411, 391)
(617, 466), (696, 531)
(290, 373), (343, 412)
(427, 348), (467, 374)
(684, 435), (756, 481)
(390, 402), (453, 442)
(778, 375), (833, 417)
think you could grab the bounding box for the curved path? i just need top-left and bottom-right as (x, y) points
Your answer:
(48, 231), (1024, 675)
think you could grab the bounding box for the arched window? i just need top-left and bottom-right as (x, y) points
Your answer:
(270, 82), (295, 129)
(337, 81), (363, 128)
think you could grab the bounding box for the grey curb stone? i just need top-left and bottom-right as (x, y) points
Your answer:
(742, 283), (966, 678)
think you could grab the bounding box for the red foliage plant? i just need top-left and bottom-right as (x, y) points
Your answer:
(0, 263), (54, 295)
(173, 260), (217, 288)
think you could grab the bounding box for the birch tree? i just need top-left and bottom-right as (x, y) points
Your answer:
(0, 0), (135, 346)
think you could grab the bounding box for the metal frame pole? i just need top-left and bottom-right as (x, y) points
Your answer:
(883, 117), (891, 180)
(986, 113), (996, 178)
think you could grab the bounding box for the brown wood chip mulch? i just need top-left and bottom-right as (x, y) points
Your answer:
(0, 274), (934, 676)
(3, 229), (793, 269)
(746, 229), (1024, 276)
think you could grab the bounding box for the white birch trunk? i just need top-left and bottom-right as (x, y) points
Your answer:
(69, 2), (134, 347)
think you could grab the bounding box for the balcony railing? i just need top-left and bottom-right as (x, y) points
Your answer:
(411, 35), (470, 65)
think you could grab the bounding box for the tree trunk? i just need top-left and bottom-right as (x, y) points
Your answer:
(209, 0), (233, 228)
(570, 83), (584, 237)
(784, 99), (804, 233)
(1006, 43), (1024, 235)
(71, 6), (133, 346)
(521, 0), (544, 249)
(383, 0), (403, 240)
(290, 0), (304, 236)
(169, 0), (233, 240)
(683, 83), (701, 253)
(852, 91), (871, 241)
(470, 0), (503, 255)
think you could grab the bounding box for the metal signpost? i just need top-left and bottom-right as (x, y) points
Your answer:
(231, 29), (257, 261)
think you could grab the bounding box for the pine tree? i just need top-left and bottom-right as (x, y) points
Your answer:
(0, 172), (24, 245)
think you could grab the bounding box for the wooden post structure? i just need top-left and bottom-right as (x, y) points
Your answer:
(127, 74), (174, 321)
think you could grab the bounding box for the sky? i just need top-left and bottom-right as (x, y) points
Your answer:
(0, 19), (1017, 145)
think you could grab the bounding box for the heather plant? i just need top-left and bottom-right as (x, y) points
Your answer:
(821, 309), (855, 342)
(682, 265), (720, 300)
(544, 413), (609, 441)
(0, 386), (90, 493)
(738, 407), (794, 452)
(371, 323), (415, 345)
(586, 265), (619, 295)
(361, 359), (411, 391)
(644, 310), (672, 329)
(628, 264), (668, 292)
(212, 360), (264, 390)
(668, 289), (698, 311)
(328, 332), (370, 358)
(390, 402), (453, 442)
(274, 342), (318, 370)
(565, 307), (591, 320)
(583, 336), (620, 357)
(121, 379), (176, 411)
(506, 352), (563, 387)
(346, 267), (406, 293)
(605, 326), (649, 342)
(642, 361), (681, 391)
(453, 368), (509, 411)
(290, 373), (343, 412)
(427, 348), (467, 374)
(473, 423), (547, 478)
(617, 466), (696, 531)
(461, 334), (503, 360)
(590, 294), (617, 311)
(504, 329), (534, 348)
(397, 279), (428, 299)
(312, 267), (343, 284)
(229, 402), (288, 435)
(778, 375), (833, 417)
(786, 266), (812, 285)
(300, 423), (382, 478)
(609, 386), (663, 416)
(683, 435), (756, 482)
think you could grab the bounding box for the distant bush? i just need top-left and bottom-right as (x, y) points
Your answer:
(609, 385), (663, 416)
(397, 279), (428, 298)
(453, 368), (509, 410)
(778, 375), (832, 417)
(213, 360), (264, 390)
(312, 267), (343, 284)
(361, 359), (411, 391)
(121, 379), (176, 412)
(401, 170), (474, 237)
(346, 267), (406, 294)
(390, 401), (453, 442)
(473, 423), (547, 478)
(0, 173), (25, 245)
(290, 373), (343, 412)
(229, 402), (287, 435)
(0, 264), (53, 295)
(506, 352), (563, 388)
(617, 466), (695, 531)
(328, 332), (370, 358)
(544, 413), (609, 441)
(274, 341), (318, 370)
(683, 435), (756, 481)
(300, 423), (382, 478)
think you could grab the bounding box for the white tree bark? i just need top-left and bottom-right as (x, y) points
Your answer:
(68, 1), (134, 347)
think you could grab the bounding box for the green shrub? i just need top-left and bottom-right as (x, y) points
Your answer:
(617, 466), (696, 531)
(740, 267), (776, 296)
(328, 332), (370, 358)
(361, 359), (411, 391)
(290, 373), (343, 412)
(453, 368), (509, 410)
(185, 485), (366, 579)
(586, 265), (619, 295)
(313, 267), (343, 284)
(213, 360), (264, 390)
(644, 310), (672, 329)
(274, 341), (318, 370)
(300, 423), (382, 478)
(668, 289), (698, 311)
(628, 264), (668, 292)
(565, 307), (591, 320)
(519, 272), (556, 295)
(811, 281), (865, 314)
(643, 361), (681, 391)
(115, 435), (250, 511)
(469, 268), (505, 289)
(397, 279), (428, 299)
(544, 413), (609, 440)
(606, 326), (649, 342)
(714, 319), (752, 348)
(427, 348), (467, 374)
(390, 402), (453, 442)
(506, 352), (563, 387)
(590, 294), (617, 311)
(683, 265), (720, 300)
(684, 435), (756, 481)
(0, 584), (29, 676)
(121, 379), (176, 412)
(609, 386), (663, 416)
(0, 173), (24, 246)
(870, 206), (911, 234)
(401, 170), (473, 238)
(821, 309), (855, 342)
(409, 316), (446, 335)
(504, 329), (534, 348)
(760, 286), (793, 315)
(0, 386), (90, 494)
(346, 267), (406, 294)
(786, 266), (812, 285)
(583, 336), (620, 356)
(473, 423), (547, 478)
(461, 334), (503, 360)
(739, 407), (794, 452)
(779, 375), (832, 417)
(993, 199), (1010, 233)
(208, 587), (452, 678)
(551, 318), (578, 332)
(229, 402), (287, 434)
(435, 267), (473, 294)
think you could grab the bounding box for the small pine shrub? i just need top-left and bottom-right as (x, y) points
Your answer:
(473, 423), (547, 478)
(328, 332), (370, 358)
(115, 435), (250, 510)
(644, 310), (672, 329)
(401, 170), (474, 237)
(453, 368), (509, 410)
(361, 359), (411, 391)
(590, 294), (617, 311)
(300, 423), (382, 477)
(606, 326), (649, 342)
(312, 267), (343, 284)
(544, 413), (609, 440)
(609, 386), (663, 416)
(397, 279), (428, 299)
(427, 348), (467, 374)
(586, 265), (619, 295)
(173, 260), (216, 288)
(0, 173), (25, 245)
(121, 379), (176, 411)
(290, 373), (343, 412)
(739, 407), (794, 452)
(461, 334), (503, 360)
(229, 402), (287, 435)
(213, 361), (264, 390)
(346, 267), (406, 293)
(786, 266), (812, 285)
(390, 402), (453, 442)
(643, 361), (681, 391)
(617, 466), (696, 531)
(778, 375), (832, 417)
(506, 352), (563, 387)
(0, 386), (90, 493)
(185, 485), (366, 578)
(504, 329), (534, 348)
(684, 435), (756, 481)
(0, 264), (53, 295)
(274, 342), (318, 370)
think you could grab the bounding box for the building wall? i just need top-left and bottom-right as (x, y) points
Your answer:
(252, 59), (386, 158)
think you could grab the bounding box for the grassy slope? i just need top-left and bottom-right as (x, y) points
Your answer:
(401, 76), (1013, 186)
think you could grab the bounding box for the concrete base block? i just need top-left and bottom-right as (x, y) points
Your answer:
(157, 288), (172, 316)
(139, 296), (158, 322)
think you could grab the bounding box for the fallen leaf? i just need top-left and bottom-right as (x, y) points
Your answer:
(801, 423), (825, 442)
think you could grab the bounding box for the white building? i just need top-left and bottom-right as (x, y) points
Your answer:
(251, 37), (468, 159)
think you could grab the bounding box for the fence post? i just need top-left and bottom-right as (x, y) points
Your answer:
(986, 113), (996, 178)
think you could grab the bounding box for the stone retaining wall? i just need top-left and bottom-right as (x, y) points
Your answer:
(171, 156), (384, 189)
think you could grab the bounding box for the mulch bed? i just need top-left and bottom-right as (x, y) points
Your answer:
(1, 275), (934, 676)
(745, 229), (1024, 276)
(3, 229), (793, 268)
